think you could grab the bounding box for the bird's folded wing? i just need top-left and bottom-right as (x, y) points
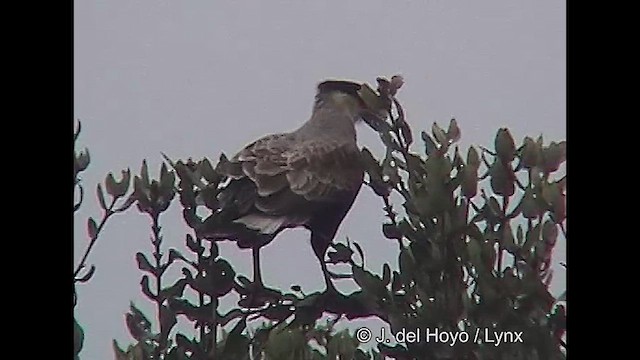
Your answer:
(217, 133), (363, 217)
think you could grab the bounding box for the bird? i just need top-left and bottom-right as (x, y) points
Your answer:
(195, 79), (392, 293)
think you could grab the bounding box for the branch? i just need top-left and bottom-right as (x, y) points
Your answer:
(74, 198), (117, 281)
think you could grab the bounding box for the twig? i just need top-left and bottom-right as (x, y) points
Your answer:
(150, 212), (166, 357)
(74, 183), (84, 212)
(73, 198), (117, 280)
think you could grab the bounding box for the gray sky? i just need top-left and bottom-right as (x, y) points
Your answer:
(74, 1), (565, 358)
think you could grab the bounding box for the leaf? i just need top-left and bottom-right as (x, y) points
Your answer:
(236, 275), (252, 288)
(140, 275), (156, 301)
(126, 303), (152, 342)
(140, 160), (150, 188)
(522, 222), (541, 255)
(520, 137), (541, 168)
(421, 131), (438, 156)
(467, 146), (480, 169)
(352, 265), (384, 296)
(76, 149), (91, 172)
(87, 217), (98, 239)
(361, 148), (382, 178)
(136, 252), (155, 274)
(467, 237), (483, 270)
(432, 122), (448, 145)
(500, 222), (516, 252)
(74, 317), (84, 356)
(461, 167), (478, 198)
(74, 119), (82, 142)
(352, 240), (365, 264)
(521, 187), (540, 219)
(495, 128), (516, 162)
(327, 243), (353, 264)
(199, 158), (220, 183)
(398, 246), (415, 274)
(112, 340), (127, 360)
(105, 172), (118, 197)
(398, 118), (413, 147)
(76, 265), (96, 283)
(219, 316), (250, 359)
(160, 162), (176, 198)
(489, 160), (515, 196)
(159, 304), (177, 342)
(447, 118), (461, 143)
(382, 223), (402, 240)
(96, 184), (107, 210)
(159, 279), (188, 301)
(542, 220), (559, 246)
(382, 263), (391, 285)
(185, 234), (203, 254)
(542, 141), (567, 173)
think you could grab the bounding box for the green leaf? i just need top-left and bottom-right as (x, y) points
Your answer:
(382, 263), (391, 285)
(160, 162), (176, 196)
(76, 265), (96, 283)
(398, 246), (416, 275)
(382, 223), (402, 240)
(522, 222), (541, 255)
(432, 122), (448, 146)
(520, 136), (541, 168)
(461, 167), (478, 198)
(185, 234), (203, 254)
(521, 188), (540, 219)
(136, 252), (155, 274)
(542, 141), (567, 173)
(352, 265), (385, 296)
(140, 275), (156, 301)
(87, 217), (98, 239)
(140, 160), (150, 188)
(467, 146), (480, 169)
(500, 222), (516, 252)
(76, 149), (91, 172)
(96, 184), (107, 210)
(421, 131), (438, 155)
(542, 219), (559, 246)
(74, 317), (84, 356)
(236, 275), (252, 288)
(489, 160), (515, 196)
(199, 158), (219, 183)
(126, 302), (152, 342)
(74, 119), (82, 141)
(105, 172), (118, 197)
(467, 237), (483, 269)
(327, 330), (358, 360)
(105, 170), (131, 198)
(447, 118), (461, 143)
(495, 128), (516, 162)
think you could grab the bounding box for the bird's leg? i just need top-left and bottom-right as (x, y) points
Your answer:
(319, 255), (338, 294)
(311, 232), (339, 294)
(252, 247), (264, 288)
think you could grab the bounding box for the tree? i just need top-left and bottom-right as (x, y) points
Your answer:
(74, 79), (566, 360)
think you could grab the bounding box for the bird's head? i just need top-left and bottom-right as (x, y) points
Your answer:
(315, 80), (392, 128)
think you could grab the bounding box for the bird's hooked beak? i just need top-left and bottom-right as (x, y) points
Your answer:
(357, 83), (392, 132)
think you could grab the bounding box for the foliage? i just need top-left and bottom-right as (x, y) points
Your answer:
(74, 78), (566, 359)
(74, 120), (136, 359)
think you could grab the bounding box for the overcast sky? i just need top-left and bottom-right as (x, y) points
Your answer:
(74, 1), (565, 358)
